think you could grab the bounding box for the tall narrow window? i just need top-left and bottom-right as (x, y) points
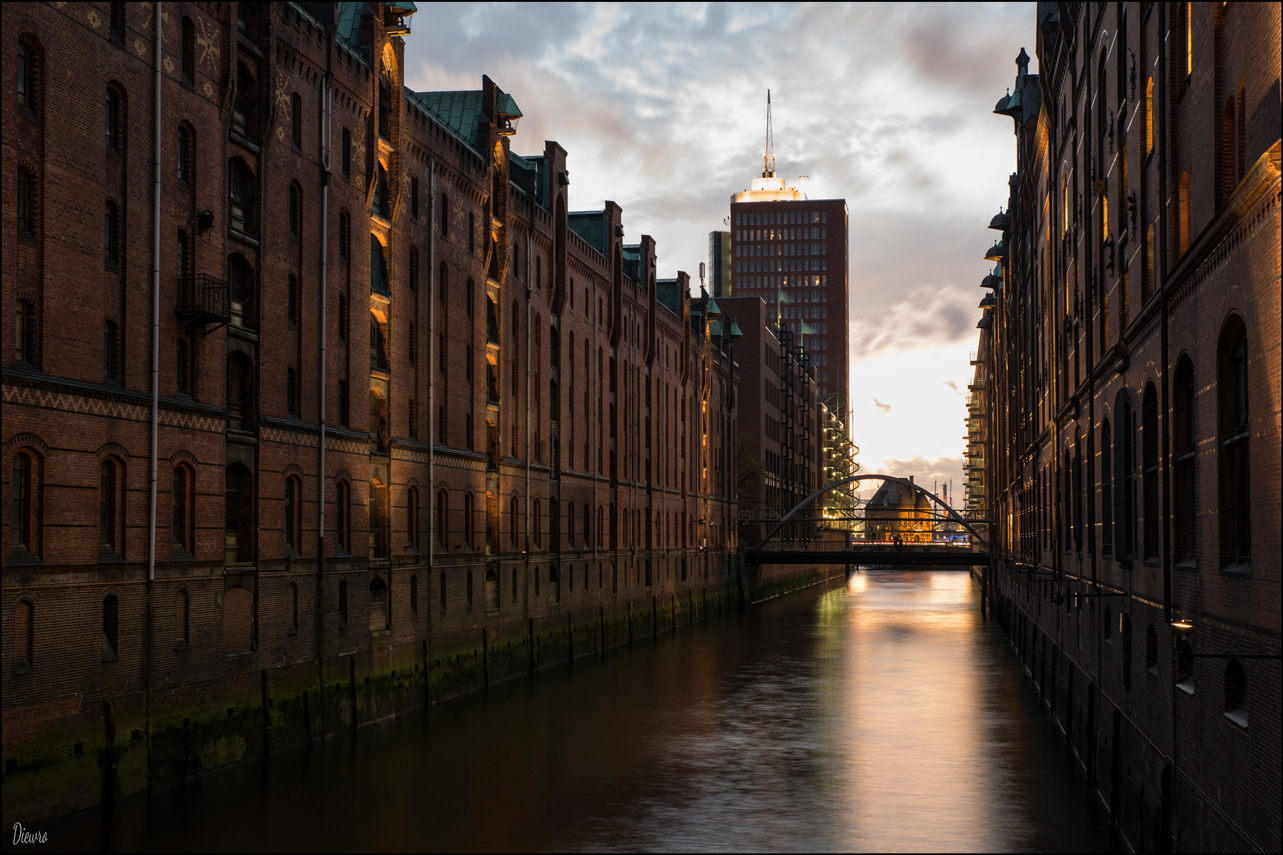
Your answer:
(288, 274), (299, 327)
(411, 176), (419, 220)
(439, 572), (447, 612)
(370, 578), (387, 630)
(373, 163), (389, 219)
(12, 452), (35, 556)
(463, 492), (474, 549)
(17, 168), (35, 236)
(173, 466), (191, 554)
(440, 193), (449, 237)
(1142, 384), (1159, 559)
(1101, 420), (1113, 556)
(370, 479), (388, 559)
(408, 247), (418, 292)
(342, 128), (351, 179)
(337, 294), (347, 340)
(378, 71), (391, 140)
(336, 481), (350, 553)
(111, 2), (126, 40)
(338, 579), (348, 626)
(229, 158), (255, 234)
(371, 236), (389, 296)
(436, 490), (447, 549)
(283, 475), (297, 557)
(232, 61), (255, 137)
(106, 87), (122, 152)
(228, 253), (254, 329)
(1145, 78), (1154, 157)
(181, 18), (195, 82)
(1174, 358), (1197, 562)
(105, 202), (121, 264)
(15, 299), (37, 365)
(1223, 659), (1246, 723)
(18, 40), (37, 112)
(1219, 319), (1250, 567)
(339, 211), (350, 260)
(100, 459), (118, 553)
(102, 594), (120, 658)
(177, 126), (193, 186)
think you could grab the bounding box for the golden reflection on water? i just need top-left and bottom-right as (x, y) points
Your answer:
(835, 571), (990, 850)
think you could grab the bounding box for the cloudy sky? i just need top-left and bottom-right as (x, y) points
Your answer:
(403, 2), (1035, 505)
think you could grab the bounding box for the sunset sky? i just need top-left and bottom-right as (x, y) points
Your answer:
(403, 2), (1034, 504)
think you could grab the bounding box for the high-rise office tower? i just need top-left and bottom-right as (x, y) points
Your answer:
(725, 95), (850, 422)
(707, 230), (733, 298)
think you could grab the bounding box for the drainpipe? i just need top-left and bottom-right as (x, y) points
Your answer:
(144, 0), (163, 782)
(427, 158), (435, 576)
(524, 223), (532, 613)
(317, 75), (332, 683)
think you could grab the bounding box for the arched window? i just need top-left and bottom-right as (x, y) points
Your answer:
(106, 86), (122, 152)
(1173, 357), (1197, 562)
(1218, 317), (1250, 567)
(1175, 639), (1194, 689)
(102, 594), (120, 659)
(1223, 659), (1246, 724)
(1146, 624), (1158, 675)
(224, 464), (253, 564)
(181, 17), (196, 82)
(485, 568), (498, 612)
(229, 157), (255, 234)
(1142, 383), (1159, 559)
(173, 465), (193, 555)
(100, 458), (120, 554)
(369, 578), (388, 631)
(11, 451), (39, 559)
(291, 92), (302, 148)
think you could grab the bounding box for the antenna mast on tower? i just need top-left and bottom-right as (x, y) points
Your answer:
(763, 90), (775, 178)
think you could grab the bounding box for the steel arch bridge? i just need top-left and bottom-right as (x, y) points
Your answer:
(746, 474), (990, 568)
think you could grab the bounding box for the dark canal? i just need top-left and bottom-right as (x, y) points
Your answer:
(48, 571), (1119, 852)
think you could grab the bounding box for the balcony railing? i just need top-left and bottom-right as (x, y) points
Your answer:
(177, 273), (230, 333)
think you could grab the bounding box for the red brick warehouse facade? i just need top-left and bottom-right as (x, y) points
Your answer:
(2, 1), (745, 822)
(977, 2), (1280, 852)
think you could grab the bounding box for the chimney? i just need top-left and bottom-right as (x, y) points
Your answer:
(909, 475), (914, 484)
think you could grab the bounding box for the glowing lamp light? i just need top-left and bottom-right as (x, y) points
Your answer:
(1171, 619), (1195, 635)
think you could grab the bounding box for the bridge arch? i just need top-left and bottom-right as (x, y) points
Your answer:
(755, 474), (988, 548)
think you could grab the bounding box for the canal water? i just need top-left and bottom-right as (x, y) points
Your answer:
(48, 571), (1118, 852)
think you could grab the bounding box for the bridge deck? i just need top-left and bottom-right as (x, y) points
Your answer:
(746, 548), (989, 567)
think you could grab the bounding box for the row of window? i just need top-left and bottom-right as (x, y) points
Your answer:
(738, 259), (828, 273)
(735, 210), (827, 227)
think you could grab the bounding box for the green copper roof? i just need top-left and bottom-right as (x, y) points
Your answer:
(496, 92), (522, 118)
(568, 211), (609, 256)
(414, 90), (485, 149)
(336, 2), (360, 46)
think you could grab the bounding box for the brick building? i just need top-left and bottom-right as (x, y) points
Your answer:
(975, 3), (1280, 851)
(2, 1), (740, 822)
(718, 296), (823, 545)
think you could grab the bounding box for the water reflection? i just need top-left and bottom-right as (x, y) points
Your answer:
(46, 572), (1116, 853)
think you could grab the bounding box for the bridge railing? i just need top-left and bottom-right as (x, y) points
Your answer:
(751, 539), (978, 554)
